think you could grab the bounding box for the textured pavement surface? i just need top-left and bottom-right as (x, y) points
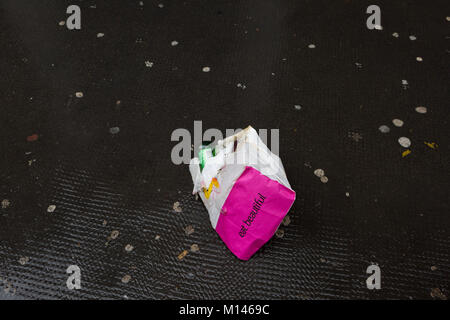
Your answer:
(0, 0), (449, 299)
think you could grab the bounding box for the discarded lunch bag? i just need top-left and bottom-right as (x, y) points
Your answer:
(189, 126), (296, 260)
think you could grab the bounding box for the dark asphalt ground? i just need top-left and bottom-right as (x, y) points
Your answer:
(0, 0), (449, 299)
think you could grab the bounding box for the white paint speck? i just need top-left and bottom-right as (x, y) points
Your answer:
(125, 244), (134, 252)
(314, 169), (325, 178)
(110, 230), (120, 240)
(320, 176), (329, 184)
(416, 56), (423, 62)
(97, 33), (105, 38)
(173, 201), (182, 212)
(121, 275), (131, 283)
(158, 3), (164, 8)
(171, 40), (179, 46)
(378, 125), (390, 133)
(18, 256), (29, 265)
(415, 106), (427, 114)
(409, 35), (417, 41)
(398, 137), (411, 148)
(110, 127), (120, 134)
(308, 44), (316, 49)
(202, 66), (211, 72)
(345, 192), (350, 197)
(374, 25), (383, 30)
(1, 199), (11, 209)
(447, 16), (450, 22)
(47, 205), (56, 213)
(294, 105), (302, 110)
(237, 83), (246, 89)
(75, 92), (83, 98)
(401, 80), (409, 89)
(145, 61), (153, 68)
(392, 32), (399, 38)
(392, 119), (404, 127)
(59, 21), (65, 26)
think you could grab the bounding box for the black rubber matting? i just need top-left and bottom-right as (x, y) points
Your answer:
(0, 0), (449, 299)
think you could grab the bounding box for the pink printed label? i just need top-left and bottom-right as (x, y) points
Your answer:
(215, 166), (296, 260)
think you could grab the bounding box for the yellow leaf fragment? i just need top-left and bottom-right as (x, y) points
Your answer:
(424, 142), (438, 149)
(178, 250), (188, 260)
(402, 149), (411, 157)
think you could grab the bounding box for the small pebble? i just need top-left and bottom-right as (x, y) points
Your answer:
(416, 56), (423, 62)
(392, 32), (399, 38)
(184, 225), (195, 236)
(47, 205), (56, 213)
(97, 33), (105, 38)
(398, 137), (411, 148)
(173, 201), (182, 213)
(125, 244), (134, 252)
(75, 92), (83, 98)
(110, 230), (120, 240)
(378, 125), (390, 133)
(171, 40), (179, 46)
(1, 199), (11, 209)
(275, 229), (285, 238)
(409, 35), (417, 41)
(320, 176), (329, 184)
(308, 44), (316, 49)
(415, 106), (427, 114)
(202, 66), (211, 72)
(392, 119), (404, 127)
(430, 288), (447, 300)
(109, 127), (120, 134)
(178, 250), (188, 260)
(155, 235), (161, 240)
(18, 256), (29, 265)
(282, 215), (291, 227)
(431, 266), (437, 271)
(190, 244), (199, 252)
(121, 275), (131, 284)
(294, 105), (301, 110)
(314, 169), (325, 178)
